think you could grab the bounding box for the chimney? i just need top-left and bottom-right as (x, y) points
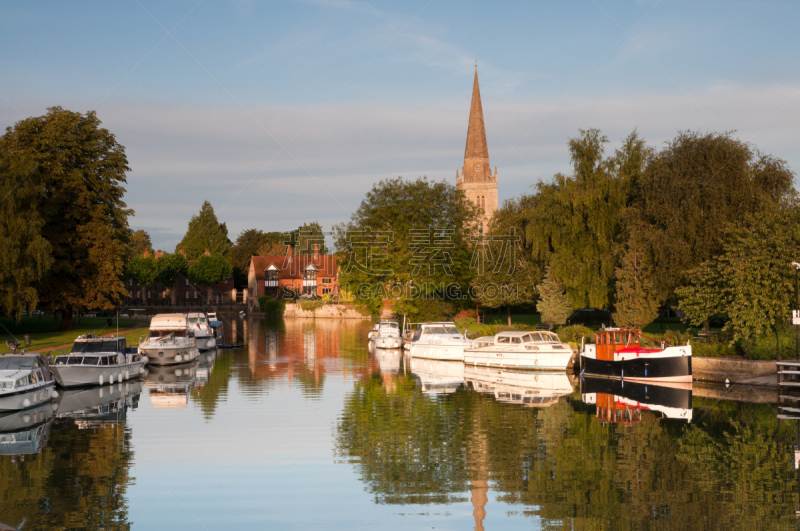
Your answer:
(204, 248), (211, 256)
(313, 244), (319, 260)
(155, 249), (164, 259)
(143, 249), (150, 258)
(179, 249), (186, 257)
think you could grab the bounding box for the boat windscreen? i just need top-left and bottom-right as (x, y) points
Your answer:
(425, 326), (460, 335)
(188, 317), (198, 325)
(72, 340), (123, 353)
(0, 357), (34, 370)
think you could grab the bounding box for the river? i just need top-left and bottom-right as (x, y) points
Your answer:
(0, 317), (797, 530)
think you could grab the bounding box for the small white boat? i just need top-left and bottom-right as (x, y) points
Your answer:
(408, 357), (465, 395)
(466, 366), (574, 407)
(407, 322), (471, 361)
(51, 335), (146, 387)
(138, 313), (200, 366)
(207, 312), (225, 344)
(188, 311), (216, 351)
(369, 321), (404, 349)
(0, 353), (58, 412)
(464, 330), (573, 371)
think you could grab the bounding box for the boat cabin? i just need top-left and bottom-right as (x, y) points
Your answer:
(411, 323), (461, 341)
(0, 355), (51, 391)
(594, 328), (641, 361)
(71, 337), (127, 353)
(473, 331), (566, 350)
(53, 353), (127, 366)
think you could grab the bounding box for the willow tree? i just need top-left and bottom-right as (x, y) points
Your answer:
(0, 107), (132, 328)
(612, 245), (659, 329)
(526, 129), (647, 310)
(632, 131), (795, 304)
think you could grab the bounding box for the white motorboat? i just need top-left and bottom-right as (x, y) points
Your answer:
(0, 353), (58, 412)
(463, 330), (574, 371)
(138, 313), (200, 366)
(207, 312), (225, 344)
(466, 366), (574, 407)
(51, 335), (146, 387)
(369, 321), (404, 349)
(188, 311), (216, 350)
(408, 357), (465, 395)
(406, 322), (471, 361)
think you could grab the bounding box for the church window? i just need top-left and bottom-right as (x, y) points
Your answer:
(475, 164), (482, 176)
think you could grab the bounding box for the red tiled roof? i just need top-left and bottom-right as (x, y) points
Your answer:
(251, 255), (338, 281)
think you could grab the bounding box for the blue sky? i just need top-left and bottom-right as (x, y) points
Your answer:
(3, 0), (800, 250)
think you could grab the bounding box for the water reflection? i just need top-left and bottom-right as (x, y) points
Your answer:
(0, 403), (54, 456)
(581, 376), (693, 423)
(466, 366), (574, 408)
(56, 380), (141, 427)
(144, 360), (197, 408)
(408, 357), (465, 395)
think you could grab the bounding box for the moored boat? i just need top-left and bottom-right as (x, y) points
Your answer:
(580, 327), (692, 383)
(138, 313), (200, 366)
(463, 330), (574, 371)
(51, 334), (146, 387)
(188, 311), (216, 350)
(0, 353), (58, 412)
(369, 321), (404, 349)
(407, 322), (471, 361)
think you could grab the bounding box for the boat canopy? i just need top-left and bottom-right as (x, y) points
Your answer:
(149, 314), (188, 331)
(71, 338), (126, 353)
(495, 331), (561, 344)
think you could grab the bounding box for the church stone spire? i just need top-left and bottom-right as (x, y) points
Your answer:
(457, 62), (498, 233)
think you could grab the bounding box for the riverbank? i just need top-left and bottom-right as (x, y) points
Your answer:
(0, 315), (146, 354)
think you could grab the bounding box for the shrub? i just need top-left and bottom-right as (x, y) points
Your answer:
(259, 297), (285, 318)
(556, 324), (594, 344)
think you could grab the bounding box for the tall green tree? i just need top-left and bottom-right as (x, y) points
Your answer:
(632, 131), (795, 304)
(188, 253), (233, 286)
(289, 222), (328, 255)
(526, 129), (646, 309)
(334, 177), (480, 319)
(153, 252), (189, 287)
(129, 229), (153, 257)
(677, 208), (800, 342)
(229, 229), (277, 288)
(0, 107), (132, 329)
(124, 255), (158, 287)
(475, 194), (542, 325)
(175, 200), (231, 259)
(0, 146), (52, 320)
(612, 244), (659, 329)
(536, 266), (572, 325)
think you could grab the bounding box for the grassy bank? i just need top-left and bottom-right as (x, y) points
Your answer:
(0, 315), (146, 354)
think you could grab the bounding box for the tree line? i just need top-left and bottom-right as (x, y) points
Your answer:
(338, 129), (798, 341)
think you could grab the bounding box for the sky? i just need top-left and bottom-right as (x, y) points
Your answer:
(2, 0), (800, 251)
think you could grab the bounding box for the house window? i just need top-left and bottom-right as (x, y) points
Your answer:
(136, 290), (140, 298)
(322, 278), (332, 284)
(129, 279), (133, 287)
(185, 279), (189, 286)
(194, 290), (198, 299)
(147, 290), (151, 298)
(303, 267), (317, 296)
(265, 268), (280, 297)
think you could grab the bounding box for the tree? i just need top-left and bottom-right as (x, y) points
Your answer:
(257, 240), (288, 257)
(676, 208), (800, 342)
(526, 129), (646, 310)
(188, 253), (233, 287)
(475, 195), (542, 325)
(0, 146), (52, 320)
(0, 107), (132, 329)
(291, 222), (328, 255)
(175, 200), (231, 259)
(334, 177), (480, 319)
(536, 266), (571, 325)
(612, 245), (659, 329)
(124, 255), (158, 287)
(632, 131), (795, 304)
(229, 229), (279, 288)
(153, 252), (189, 287)
(129, 229), (153, 257)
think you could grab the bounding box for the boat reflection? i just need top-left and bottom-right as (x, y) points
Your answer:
(55, 380), (141, 428)
(372, 348), (402, 375)
(408, 358), (465, 395)
(194, 349), (218, 391)
(466, 366), (574, 407)
(144, 360), (198, 408)
(581, 376), (693, 423)
(0, 402), (55, 456)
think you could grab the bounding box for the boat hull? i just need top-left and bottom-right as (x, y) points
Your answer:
(0, 382), (55, 412)
(196, 336), (216, 351)
(580, 353), (692, 383)
(51, 361), (145, 388)
(372, 336), (403, 349)
(409, 343), (468, 361)
(464, 349), (573, 371)
(139, 343), (200, 366)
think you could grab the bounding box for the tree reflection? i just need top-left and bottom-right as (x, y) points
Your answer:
(337, 371), (800, 529)
(0, 419), (132, 530)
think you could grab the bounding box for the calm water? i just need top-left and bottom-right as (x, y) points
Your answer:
(1, 318), (799, 530)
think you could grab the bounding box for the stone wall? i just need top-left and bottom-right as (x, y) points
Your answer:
(283, 303), (370, 319)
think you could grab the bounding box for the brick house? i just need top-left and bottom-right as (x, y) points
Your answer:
(248, 245), (339, 304)
(125, 249), (236, 306)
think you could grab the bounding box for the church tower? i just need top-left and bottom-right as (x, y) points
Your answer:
(457, 63), (498, 233)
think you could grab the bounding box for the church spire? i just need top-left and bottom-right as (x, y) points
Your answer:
(464, 63), (489, 162)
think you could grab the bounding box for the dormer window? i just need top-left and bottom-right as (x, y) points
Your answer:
(303, 263), (318, 295)
(264, 264), (280, 297)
